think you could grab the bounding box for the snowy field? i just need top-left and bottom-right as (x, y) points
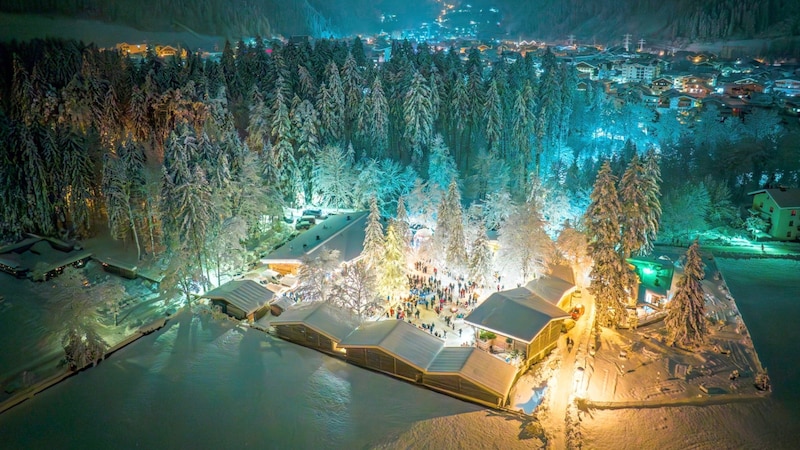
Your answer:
(580, 257), (800, 449)
(1, 257), (798, 449)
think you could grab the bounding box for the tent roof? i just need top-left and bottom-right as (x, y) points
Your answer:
(270, 301), (359, 341)
(465, 287), (569, 343)
(201, 280), (273, 315)
(339, 320), (444, 371)
(261, 211), (369, 265)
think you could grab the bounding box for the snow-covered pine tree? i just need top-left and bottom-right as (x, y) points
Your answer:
(362, 196), (384, 271)
(642, 148), (662, 255)
(585, 161), (632, 329)
(394, 196), (412, 248)
(469, 227), (494, 286)
(497, 199), (553, 284)
(378, 222), (409, 300)
(312, 143), (354, 210)
(403, 70), (433, 164)
(619, 152), (650, 258)
(444, 179), (468, 274)
(665, 240), (708, 348)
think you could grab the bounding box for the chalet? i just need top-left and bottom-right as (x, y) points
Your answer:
(155, 45), (180, 58)
(659, 90), (699, 111)
(270, 302), (359, 355)
(575, 61), (600, 80)
(465, 286), (570, 369)
(650, 77), (674, 95)
(260, 211), (368, 275)
(116, 42), (147, 56)
(717, 75), (766, 98)
(748, 188), (800, 240)
(201, 280), (273, 321)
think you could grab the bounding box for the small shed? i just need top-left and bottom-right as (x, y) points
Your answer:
(339, 320), (444, 382)
(423, 347), (518, 408)
(201, 280), (273, 321)
(270, 302), (359, 355)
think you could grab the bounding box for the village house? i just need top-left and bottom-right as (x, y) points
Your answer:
(749, 187), (800, 241)
(770, 77), (800, 97)
(717, 75), (766, 98)
(650, 76), (674, 95)
(617, 59), (660, 84)
(115, 42), (148, 56)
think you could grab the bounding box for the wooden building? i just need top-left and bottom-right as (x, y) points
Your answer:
(422, 347), (517, 408)
(201, 280), (273, 321)
(260, 211), (369, 275)
(465, 286), (570, 368)
(338, 320), (444, 383)
(270, 302), (359, 355)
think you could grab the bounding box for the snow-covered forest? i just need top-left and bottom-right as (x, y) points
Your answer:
(0, 37), (799, 277)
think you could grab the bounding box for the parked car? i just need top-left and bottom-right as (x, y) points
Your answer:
(570, 304), (585, 320)
(295, 220), (312, 231)
(302, 209), (326, 219)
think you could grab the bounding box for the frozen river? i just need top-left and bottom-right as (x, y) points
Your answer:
(1, 257), (799, 449)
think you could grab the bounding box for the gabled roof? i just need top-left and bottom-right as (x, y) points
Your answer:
(201, 280), (273, 315)
(261, 211), (369, 265)
(339, 320), (444, 371)
(270, 301), (359, 342)
(465, 287), (569, 343)
(426, 347), (518, 397)
(524, 272), (575, 306)
(748, 188), (800, 209)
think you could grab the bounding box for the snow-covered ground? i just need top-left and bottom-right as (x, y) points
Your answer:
(579, 257), (800, 449)
(1, 252), (798, 448)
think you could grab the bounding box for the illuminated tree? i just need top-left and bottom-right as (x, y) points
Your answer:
(497, 199), (553, 284)
(295, 248), (341, 304)
(362, 196), (384, 271)
(378, 222), (409, 300)
(102, 137), (146, 260)
(313, 144), (355, 210)
(63, 323), (108, 371)
(335, 260), (377, 322)
(469, 227), (494, 286)
(665, 241), (708, 348)
(585, 161), (632, 329)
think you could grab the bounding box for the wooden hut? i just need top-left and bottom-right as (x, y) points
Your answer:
(465, 287), (570, 369)
(423, 347), (518, 408)
(270, 302), (359, 356)
(338, 320), (444, 383)
(201, 280), (273, 321)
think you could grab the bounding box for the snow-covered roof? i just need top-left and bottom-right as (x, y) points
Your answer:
(339, 320), (444, 371)
(261, 211), (369, 265)
(524, 269), (575, 306)
(201, 280), (273, 315)
(748, 188), (800, 209)
(426, 347), (518, 397)
(465, 287), (570, 343)
(270, 301), (359, 342)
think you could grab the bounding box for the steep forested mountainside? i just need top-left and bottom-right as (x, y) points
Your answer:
(0, 0), (798, 41)
(495, 0), (800, 41)
(0, 0), (436, 38)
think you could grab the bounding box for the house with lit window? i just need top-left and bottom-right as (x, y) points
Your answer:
(770, 78), (800, 97)
(748, 187), (800, 241)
